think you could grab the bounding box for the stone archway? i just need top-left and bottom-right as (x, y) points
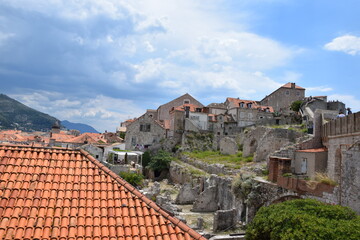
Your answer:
(249, 139), (258, 155)
(264, 193), (301, 207)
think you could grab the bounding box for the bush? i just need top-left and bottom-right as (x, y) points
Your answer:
(142, 151), (151, 168)
(290, 100), (303, 112)
(119, 171), (144, 187)
(147, 150), (172, 172)
(246, 199), (360, 240)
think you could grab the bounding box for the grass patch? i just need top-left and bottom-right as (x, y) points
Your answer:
(183, 151), (253, 169)
(315, 172), (337, 186)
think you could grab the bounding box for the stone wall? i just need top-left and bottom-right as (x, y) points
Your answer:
(181, 131), (214, 152)
(219, 137), (237, 155)
(341, 142), (360, 214)
(322, 111), (360, 139)
(241, 126), (303, 162)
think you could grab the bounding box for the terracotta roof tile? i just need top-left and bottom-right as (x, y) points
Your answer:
(296, 147), (328, 153)
(0, 145), (206, 240)
(281, 82), (305, 90)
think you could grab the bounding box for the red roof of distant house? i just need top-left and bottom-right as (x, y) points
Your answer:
(296, 148), (328, 153)
(0, 145), (205, 240)
(226, 98), (274, 112)
(170, 104), (203, 113)
(281, 82), (305, 90)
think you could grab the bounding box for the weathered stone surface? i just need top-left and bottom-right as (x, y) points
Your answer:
(156, 193), (182, 215)
(219, 137), (238, 155)
(241, 126), (303, 162)
(142, 181), (161, 199)
(192, 186), (218, 212)
(175, 183), (199, 204)
(341, 142), (360, 214)
(213, 209), (237, 232)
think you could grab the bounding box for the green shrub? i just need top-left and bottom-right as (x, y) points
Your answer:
(246, 199), (360, 240)
(290, 100), (303, 112)
(119, 171), (144, 187)
(142, 151), (151, 168)
(147, 150), (173, 172)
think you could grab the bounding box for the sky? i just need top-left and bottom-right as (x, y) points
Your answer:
(1, 0), (360, 132)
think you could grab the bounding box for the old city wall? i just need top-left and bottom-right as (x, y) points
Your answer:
(239, 126), (304, 162)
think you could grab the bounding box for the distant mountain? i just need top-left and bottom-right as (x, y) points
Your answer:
(0, 93), (59, 131)
(61, 120), (99, 133)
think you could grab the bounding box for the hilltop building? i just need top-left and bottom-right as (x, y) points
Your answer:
(260, 82), (305, 113)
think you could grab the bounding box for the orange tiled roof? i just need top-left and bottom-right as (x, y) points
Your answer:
(296, 147), (328, 153)
(226, 98), (274, 112)
(281, 82), (305, 90)
(50, 133), (75, 142)
(66, 133), (105, 144)
(170, 104), (202, 113)
(0, 145), (205, 240)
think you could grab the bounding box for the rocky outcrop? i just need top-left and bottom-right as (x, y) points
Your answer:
(213, 209), (238, 232)
(175, 183), (199, 204)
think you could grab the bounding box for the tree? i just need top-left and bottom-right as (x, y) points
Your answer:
(119, 171), (144, 187)
(142, 151), (151, 168)
(246, 199), (360, 240)
(147, 150), (172, 172)
(290, 100), (303, 112)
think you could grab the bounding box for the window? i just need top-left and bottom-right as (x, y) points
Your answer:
(131, 137), (136, 145)
(239, 102), (244, 108)
(140, 124), (151, 132)
(296, 91), (300, 96)
(183, 99), (190, 104)
(247, 103), (252, 108)
(196, 108), (202, 112)
(285, 90), (290, 95)
(190, 116), (200, 120)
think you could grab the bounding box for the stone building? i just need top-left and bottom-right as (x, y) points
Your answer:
(207, 102), (227, 115)
(156, 93), (204, 122)
(300, 96), (346, 132)
(125, 112), (167, 150)
(225, 98), (274, 127)
(260, 82), (305, 113)
(294, 148), (328, 179)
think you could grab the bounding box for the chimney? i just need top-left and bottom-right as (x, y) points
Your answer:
(291, 83), (296, 89)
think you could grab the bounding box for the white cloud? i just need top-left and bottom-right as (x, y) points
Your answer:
(2, 0), (304, 129)
(306, 86), (333, 93)
(0, 32), (15, 46)
(10, 92), (144, 132)
(324, 35), (360, 55)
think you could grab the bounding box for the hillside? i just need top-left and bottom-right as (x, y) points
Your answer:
(61, 120), (99, 133)
(0, 94), (59, 132)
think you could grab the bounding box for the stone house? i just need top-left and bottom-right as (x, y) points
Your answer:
(225, 97), (274, 127)
(156, 93), (204, 122)
(125, 112), (167, 150)
(169, 104), (209, 136)
(260, 82), (305, 113)
(294, 148), (328, 179)
(300, 96), (346, 132)
(206, 102), (227, 115)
